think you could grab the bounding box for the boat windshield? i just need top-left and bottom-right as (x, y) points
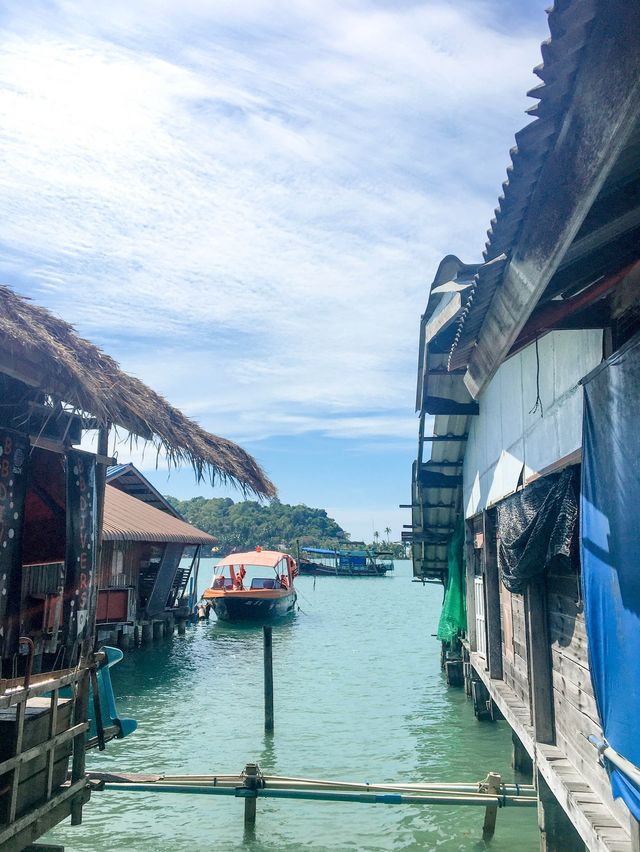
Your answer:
(211, 559), (290, 591)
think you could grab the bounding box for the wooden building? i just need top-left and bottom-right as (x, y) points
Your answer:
(96, 465), (216, 646)
(410, 1), (640, 850)
(0, 285), (274, 850)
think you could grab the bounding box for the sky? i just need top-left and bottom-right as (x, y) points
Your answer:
(0, 0), (550, 542)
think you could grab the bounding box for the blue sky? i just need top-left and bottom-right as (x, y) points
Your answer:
(0, 0), (549, 541)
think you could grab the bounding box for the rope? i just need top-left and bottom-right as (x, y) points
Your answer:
(529, 337), (544, 416)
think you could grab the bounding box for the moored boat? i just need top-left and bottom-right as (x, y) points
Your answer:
(202, 548), (297, 622)
(298, 547), (394, 577)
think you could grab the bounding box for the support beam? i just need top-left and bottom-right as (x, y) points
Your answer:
(424, 397), (479, 416)
(419, 470), (463, 488)
(464, 521), (477, 652)
(482, 509), (502, 680)
(525, 578), (554, 744)
(422, 434), (468, 443)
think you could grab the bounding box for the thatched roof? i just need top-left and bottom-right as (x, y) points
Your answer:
(0, 285), (275, 498)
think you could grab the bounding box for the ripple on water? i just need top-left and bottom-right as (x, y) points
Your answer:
(47, 561), (539, 851)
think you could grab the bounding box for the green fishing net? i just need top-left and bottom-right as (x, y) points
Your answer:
(436, 517), (466, 643)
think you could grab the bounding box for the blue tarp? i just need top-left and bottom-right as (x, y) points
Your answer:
(581, 331), (640, 820)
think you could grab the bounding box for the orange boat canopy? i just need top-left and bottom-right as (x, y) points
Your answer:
(216, 550), (293, 569)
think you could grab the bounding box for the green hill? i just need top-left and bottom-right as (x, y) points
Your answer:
(165, 495), (349, 556)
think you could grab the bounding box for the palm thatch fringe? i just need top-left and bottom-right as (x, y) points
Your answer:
(0, 285), (275, 498)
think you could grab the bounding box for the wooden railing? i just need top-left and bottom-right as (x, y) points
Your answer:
(0, 648), (95, 849)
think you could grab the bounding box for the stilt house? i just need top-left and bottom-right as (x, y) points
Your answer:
(411, 2), (640, 850)
(96, 464), (216, 646)
(0, 285), (274, 850)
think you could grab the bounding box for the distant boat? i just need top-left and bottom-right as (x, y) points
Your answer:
(298, 547), (394, 577)
(202, 549), (297, 622)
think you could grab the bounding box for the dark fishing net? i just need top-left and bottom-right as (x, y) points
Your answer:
(497, 466), (579, 594)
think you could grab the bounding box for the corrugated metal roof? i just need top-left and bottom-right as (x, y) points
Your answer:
(449, 0), (598, 369)
(106, 463), (184, 518)
(103, 485), (216, 544)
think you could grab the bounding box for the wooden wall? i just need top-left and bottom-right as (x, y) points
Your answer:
(546, 566), (630, 828)
(500, 586), (531, 718)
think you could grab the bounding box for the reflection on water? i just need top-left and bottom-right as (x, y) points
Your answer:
(48, 561), (539, 851)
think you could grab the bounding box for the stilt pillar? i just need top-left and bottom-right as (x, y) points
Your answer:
(177, 619), (186, 636)
(141, 622), (153, 645)
(152, 621), (163, 642)
(537, 771), (585, 851)
(512, 731), (533, 781)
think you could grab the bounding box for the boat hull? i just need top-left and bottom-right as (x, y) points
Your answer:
(210, 590), (297, 623)
(298, 560), (392, 577)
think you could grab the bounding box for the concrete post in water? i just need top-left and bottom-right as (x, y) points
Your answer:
(243, 763), (259, 828)
(482, 772), (501, 840)
(141, 623), (153, 645)
(152, 621), (163, 642)
(177, 619), (186, 636)
(263, 626), (274, 734)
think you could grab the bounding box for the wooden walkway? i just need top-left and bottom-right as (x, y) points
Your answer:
(470, 651), (633, 852)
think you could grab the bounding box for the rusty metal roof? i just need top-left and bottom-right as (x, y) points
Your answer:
(103, 485), (216, 544)
(449, 0), (598, 369)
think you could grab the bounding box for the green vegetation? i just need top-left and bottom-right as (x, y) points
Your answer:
(165, 496), (350, 556)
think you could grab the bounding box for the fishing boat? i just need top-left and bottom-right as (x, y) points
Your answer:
(298, 547), (394, 577)
(202, 548), (297, 622)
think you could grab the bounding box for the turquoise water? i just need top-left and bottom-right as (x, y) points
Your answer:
(48, 560), (539, 851)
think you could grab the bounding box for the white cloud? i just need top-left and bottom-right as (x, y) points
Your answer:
(0, 0), (547, 458)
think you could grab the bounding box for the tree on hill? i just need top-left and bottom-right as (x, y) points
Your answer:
(165, 495), (350, 556)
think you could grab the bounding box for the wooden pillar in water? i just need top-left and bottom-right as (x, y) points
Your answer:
(141, 623), (153, 645)
(537, 771), (585, 851)
(243, 763), (259, 828)
(263, 626), (274, 734)
(482, 772), (501, 840)
(512, 731), (533, 781)
(152, 621), (163, 642)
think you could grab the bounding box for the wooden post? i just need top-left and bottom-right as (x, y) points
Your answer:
(537, 771), (585, 851)
(482, 509), (503, 679)
(525, 577), (554, 744)
(464, 521), (477, 651)
(482, 772), (501, 840)
(152, 621), (163, 642)
(243, 763), (259, 828)
(70, 669), (90, 825)
(141, 623), (153, 645)
(512, 731), (533, 781)
(177, 619), (186, 636)
(263, 626), (274, 734)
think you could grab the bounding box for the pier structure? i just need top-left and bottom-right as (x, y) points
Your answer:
(0, 286), (275, 849)
(409, 2), (640, 850)
(95, 463), (215, 649)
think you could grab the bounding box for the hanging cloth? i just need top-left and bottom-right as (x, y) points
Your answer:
(581, 331), (640, 820)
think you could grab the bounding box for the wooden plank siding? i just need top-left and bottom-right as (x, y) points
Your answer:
(546, 570), (633, 831)
(500, 585), (531, 719)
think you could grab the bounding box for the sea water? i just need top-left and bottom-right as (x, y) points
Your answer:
(47, 560), (539, 851)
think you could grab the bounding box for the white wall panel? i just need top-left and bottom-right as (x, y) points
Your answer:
(464, 330), (602, 517)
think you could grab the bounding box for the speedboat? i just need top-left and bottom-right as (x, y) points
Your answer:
(202, 548), (297, 623)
